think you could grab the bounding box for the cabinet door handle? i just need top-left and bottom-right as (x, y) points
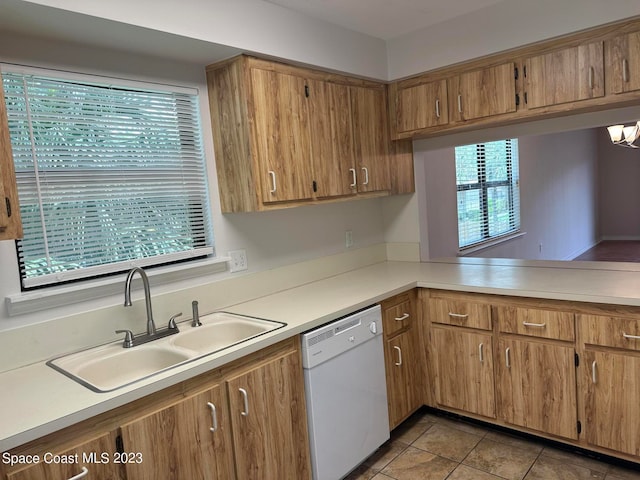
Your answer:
(394, 345), (402, 366)
(592, 360), (597, 384)
(349, 168), (357, 187)
(623, 332), (640, 340)
(395, 313), (409, 322)
(68, 467), (89, 480)
(589, 66), (594, 89)
(448, 312), (468, 319)
(479, 343), (484, 363)
(457, 94), (462, 113)
(239, 388), (249, 416)
(361, 167), (369, 185)
(268, 170), (277, 193)
(207, 401), (218, 433)
(505, 347), (511, 368)
(523, 321), (546, 328)
(435, 99), (441, 118)
(623, 58), (629, 83)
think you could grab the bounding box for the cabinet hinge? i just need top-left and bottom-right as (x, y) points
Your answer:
(5, 197), (11, 218)
(577, 421), (582, 434)
(115, 435), (124, 454)
(312, 180), (317, 193)
(515, 94), (520, 106)
(575, 352), (580, 367)
(305, 85), (310, 98)
(514, 67), (519, 80)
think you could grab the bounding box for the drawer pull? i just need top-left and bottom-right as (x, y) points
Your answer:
(395, 313), (410, 322)
(479, 343), (484, 363)
(592, 360), (597, 384)
(207, 401), (218, 433)
(448, 312), (468, 319)
(623, 58), (629, 83)
(523, 321), (546, 328)
(349, 168), (357, 187)
(457, 94), (462, 113)
(588, 66), (594, 90)
(68, 467), (89, 480)
(435, 99), (441, 118)
(394, 345), (403, 366)
(623, 332), (640, 340)
(505, 347), (511, 368)
(268, 171), (277, 193)
(239, 388), (249, 417)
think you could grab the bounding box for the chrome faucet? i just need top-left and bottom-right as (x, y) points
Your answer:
(124, 267), (156, 335)
(118, 267), (180, 348)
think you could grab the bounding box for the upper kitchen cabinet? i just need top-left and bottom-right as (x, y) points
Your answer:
(350, 85), (391, 193)
(206, 55), (405, 213)
(606, 30), (640, 95)
(0, 74), (22, 240)
(389, 77), (448, 136)
(449, 63), (517, 123)
(524, 42), (604, 109)
(250, 67), (314, 204)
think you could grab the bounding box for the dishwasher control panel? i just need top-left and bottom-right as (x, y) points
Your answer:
(301, 305), (382, 369)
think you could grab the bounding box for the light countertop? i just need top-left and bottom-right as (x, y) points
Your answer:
(3, 259), (640, 452)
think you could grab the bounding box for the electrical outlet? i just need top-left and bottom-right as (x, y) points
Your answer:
(345, 230), (354, 248)
(228, 249), (248, 272)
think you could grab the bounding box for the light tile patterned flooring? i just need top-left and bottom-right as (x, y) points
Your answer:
(345, 409), (640, 480)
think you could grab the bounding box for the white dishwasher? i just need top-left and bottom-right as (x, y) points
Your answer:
(301, 305), (390, 480)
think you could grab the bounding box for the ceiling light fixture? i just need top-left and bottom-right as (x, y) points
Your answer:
(607, 121), (640, 148)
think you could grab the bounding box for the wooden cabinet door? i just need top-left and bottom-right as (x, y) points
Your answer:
(525, 42), (604, 109)
(385, 329), (422, 429)
(226, 350), (310, 480)
(350, 85), (391, 193)
(119, 385), (235, 480)
(6, 433), (123, 480)
(497, 337), (578, 439)
(607, 31), (640, 94)
(450, 63), (516, 122)
(250, 68), (314, 203)
(306, 79), (356, 198)
(396, 79), (448, 133)
(432, 327), (496, 419)
(583, 349), (640, 456)
(0, 73), (22, 240)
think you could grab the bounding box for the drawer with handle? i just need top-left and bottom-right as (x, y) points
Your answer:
(383, 298), (414, 337)
(429, 296), (492, 330)
(495, 305), (575, 341)
(580, 314), (640, 351)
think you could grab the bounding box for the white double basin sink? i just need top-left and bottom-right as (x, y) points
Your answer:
(47, 312), (285, 392)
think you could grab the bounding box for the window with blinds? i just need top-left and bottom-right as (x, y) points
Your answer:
(2, 69), (214, 289)
(455, 139), (520, 249)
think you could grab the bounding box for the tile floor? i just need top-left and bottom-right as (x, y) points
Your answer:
(345, 409), (640, 480)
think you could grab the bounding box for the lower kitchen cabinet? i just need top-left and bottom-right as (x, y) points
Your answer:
(5, 433), (123, 480)
(381, 290), (423, 429)
(1, 338), (310, 480)
(119, 385), (235, 480)
(496, 337), (578, 439)
(431, 326), (496, 419)
(226, 349), (310, 480)
(582, 349), (640, 456)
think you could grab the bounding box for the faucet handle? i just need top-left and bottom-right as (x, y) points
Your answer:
(116, 329), (135, 348)
(168, 312), (182, 330)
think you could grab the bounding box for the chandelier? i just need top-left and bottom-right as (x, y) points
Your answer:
(607, 122), (640, 148)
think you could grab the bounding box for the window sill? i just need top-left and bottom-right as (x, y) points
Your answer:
(5, 256), (230, 317)
(458, 231), (526, 256)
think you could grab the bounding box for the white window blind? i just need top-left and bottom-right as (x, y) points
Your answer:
(2, 70), (214, 289)
(455, 139), (520, 249)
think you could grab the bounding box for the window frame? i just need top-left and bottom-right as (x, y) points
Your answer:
(455, 139), (520, 250)
(2, 64), (216, 290)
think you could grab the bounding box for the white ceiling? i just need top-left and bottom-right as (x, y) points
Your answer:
(262, 0), (510, 40)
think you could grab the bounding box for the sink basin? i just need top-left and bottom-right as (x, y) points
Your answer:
(48, 344), (192, 392)
(47, 311), (286, 392)
(170, 312), (285, 354)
